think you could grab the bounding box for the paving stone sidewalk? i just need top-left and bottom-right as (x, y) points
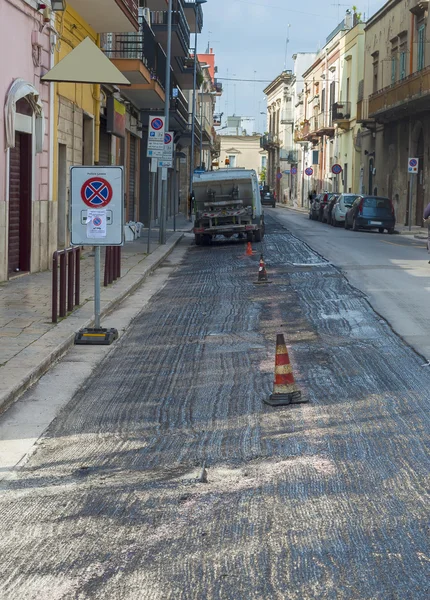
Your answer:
(0, 214), (191, 411)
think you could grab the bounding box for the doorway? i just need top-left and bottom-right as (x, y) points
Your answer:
(8, 132), (32, 274)
(57, 143), (67, 248)
(415, 131), (424, 225)
(368, 158), (374, 195)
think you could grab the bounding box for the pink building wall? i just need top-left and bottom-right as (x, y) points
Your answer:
(0, 0), (52, 281)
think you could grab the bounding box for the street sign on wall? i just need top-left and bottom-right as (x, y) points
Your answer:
(147, 116), (165, 158)
(408, 158), (419, 174)
(305, 167), (313, 176)
(291, 166), (297, 175)
(70, 166), (124, 246)
(332, 164), (342, 175)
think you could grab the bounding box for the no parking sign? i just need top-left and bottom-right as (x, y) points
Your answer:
(70, 166), (124, 246)
(408, 158), (419, 174)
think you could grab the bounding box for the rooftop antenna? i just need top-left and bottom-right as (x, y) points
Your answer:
(284, 24), (291, 70)
(331, 2), (349, 21)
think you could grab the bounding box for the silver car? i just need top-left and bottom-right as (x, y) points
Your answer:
(331, 194), (360, 227)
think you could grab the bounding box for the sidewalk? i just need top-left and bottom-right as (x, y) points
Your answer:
(0, 214), (191, 412)
(275, 203), (428, 239)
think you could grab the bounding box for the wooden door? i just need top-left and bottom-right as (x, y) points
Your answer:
(8, 132), (32, 275)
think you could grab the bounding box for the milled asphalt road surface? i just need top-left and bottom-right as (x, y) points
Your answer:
(0, 217), (429, 599)
(269, 207), (430, 360)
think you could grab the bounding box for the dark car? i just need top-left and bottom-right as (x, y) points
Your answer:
(345, 195), (395, 233)
(316, 192), (337, 222)
(309, 194), (321, 220)
(261, 191), (276, 208)
(323, 195), (339, 224)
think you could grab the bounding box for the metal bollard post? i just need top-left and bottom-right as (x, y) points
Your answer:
(59, 252), (67, 318)
(52, 251), (58, 323)
(75, 248), (80, 306)
(67, 249), (74, 313)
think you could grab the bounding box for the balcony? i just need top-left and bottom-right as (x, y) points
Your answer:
(201, 116), (215, 146)
(316, 112), (335, 137)
(332, 101), (351, 129)
(356, 99), (375, 128)
(67, 0), (139, 32)
(260, 133), (280, 149)
(280, 149), (298, 163)
(102, 16), (165, 110)
(280, 108), (294, 124)
(151, 1), (191, 58)
(368, 64), (430, 122)
(174, 55), (195, 89)
(183, 0), (204, 33)
(294, 121), (310, 143)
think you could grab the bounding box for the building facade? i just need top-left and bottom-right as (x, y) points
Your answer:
(0, 0), (53, 281)
(218, 135), (267, 180)
(359, 0), (429, 225)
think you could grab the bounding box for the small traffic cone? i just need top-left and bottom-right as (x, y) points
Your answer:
(254, 254), (271, 284)
(245, 242), (253, 256)
(264, 334), (306, 406)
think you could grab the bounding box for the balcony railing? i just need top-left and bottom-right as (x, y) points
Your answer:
(369, 64), (430, 119)
(332, 101), (351, 122)
(280, 149), (298, 163)
(151, 0), (191, 55)
(172, 87), (189, 123)
(183, 0), (204, 33)
(67, 0), (139, 32)
(260, 133), (280, 148)
(316, 111), (335, 136)
(102, 14), (166, 88)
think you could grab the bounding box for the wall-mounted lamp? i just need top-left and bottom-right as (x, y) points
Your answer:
(51, 0), (66, 10)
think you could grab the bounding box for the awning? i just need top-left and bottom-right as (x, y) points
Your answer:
(41, 37), (130, 86)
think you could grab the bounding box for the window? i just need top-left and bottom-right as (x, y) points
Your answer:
(372, 53), (379, 93)
(400, 50), (407, 79)
(418, 24), (425, 71)
(228, 155), (236, 168)
(346, 78), (350, 104)
(391, 55), (397, 83)
(321, 88), (325, 113)
(261, 155), (267, 169)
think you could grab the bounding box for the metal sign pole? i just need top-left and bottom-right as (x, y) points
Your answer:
(408, 173), (413, 231)
(148, 159), (157, 254)
(94, 246), (101, 329)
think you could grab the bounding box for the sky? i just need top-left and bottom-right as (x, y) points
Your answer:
(201, 0), (387, 133)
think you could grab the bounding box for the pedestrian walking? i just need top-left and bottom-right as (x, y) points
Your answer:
(424, 201), (430, 262)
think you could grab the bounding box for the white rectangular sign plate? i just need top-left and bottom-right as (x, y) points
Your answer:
(70, 166), (124, 246)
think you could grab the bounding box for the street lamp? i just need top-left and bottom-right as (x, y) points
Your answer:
(159, 0), (174, 245)
(189, 0), (207, 219)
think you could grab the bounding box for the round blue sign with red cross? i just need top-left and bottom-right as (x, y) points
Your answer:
(305, 167), (313, 176)
(291, 166), (298, 175)
(93, 216), (102, 227)
(164, 133), (172, 144)
(81, 177), (113, 208)
(151, 118), (164, 131)
(332, 163), (343, 175)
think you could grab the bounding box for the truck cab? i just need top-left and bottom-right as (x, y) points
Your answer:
(192, 169), (265, 245)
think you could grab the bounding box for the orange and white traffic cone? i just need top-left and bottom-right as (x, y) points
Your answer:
(254, 254), (271, 284)
(264, 334), (306, 406)
(245, 242), (253, 256)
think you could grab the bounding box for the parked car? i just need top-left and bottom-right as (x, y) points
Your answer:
(309, 194), (321, 220)
(331, 194), (360, 226)
(345, 195), (395, 233)
(323, 195), (339, 224)
(261, 190), (276, 208)
(316, 192), (337, 222)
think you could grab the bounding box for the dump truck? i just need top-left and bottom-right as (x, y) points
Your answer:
(192, 169), (265, 245)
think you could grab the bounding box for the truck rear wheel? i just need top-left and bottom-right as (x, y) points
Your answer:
(195, 234), (203, 246)
(254, 228), (262, 242)
(202, 234), (212, 245)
